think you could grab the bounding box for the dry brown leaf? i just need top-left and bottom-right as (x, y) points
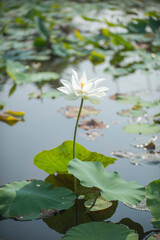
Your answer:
(59, 106), (100, 119)
(109, 93), (126, 100)
(79, 119), (108, 130)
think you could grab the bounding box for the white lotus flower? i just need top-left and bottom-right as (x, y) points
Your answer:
(57, 70), (109, 104)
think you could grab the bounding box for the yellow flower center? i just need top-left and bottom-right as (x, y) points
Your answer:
(80, 83), (85, 90)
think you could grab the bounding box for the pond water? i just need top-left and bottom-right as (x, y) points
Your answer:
(0, 0), (160, 239)
(0, 59), (160, 239)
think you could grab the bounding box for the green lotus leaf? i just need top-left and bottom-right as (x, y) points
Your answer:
(63, 222), (138, 240)
(152, 219), (160, 230)
(117, 108), (147, 117)
(123, 123), (160, 135)
(29, 90), (62, 99)
(0, 180), (76, 220)
(147, 234), (160, 240)
(115, 95), (159, 108)
(33, 140), (116, 174)
(7, 60), (59, 85)
(0, 102), (5, 110)
(146, 179), (160, 224)
(43, 200), (118, 234)
(84, 197), (112, 211)
(68, 158), (145, 205)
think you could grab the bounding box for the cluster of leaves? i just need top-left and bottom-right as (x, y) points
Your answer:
(0, 0), (160, 79)
(110, 93), (160, 134)
(0, 140), (159, 239)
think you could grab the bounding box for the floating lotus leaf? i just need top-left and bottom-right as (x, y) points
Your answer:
(84, 197), (112, 211)
(147, 233), (160, 240)
(33, 140), (116, 174)
(7, 60), (59, 85)
(123, 200), (149, 211)
(89, 51), (105, 65)
(146, 179), (160, 226)
(29, 90), (62, 99)
(152, 219), (160, 230)
(117, 108), (147, 117)
(0, 180), (76, 220)
(68, 158), (145, 205)
(0, 102), (5, 110)
(43, 199), (118, 234)
(63, 222), (138, 240)
(113, 94), (159, 108)
(123, 123), (160, 135)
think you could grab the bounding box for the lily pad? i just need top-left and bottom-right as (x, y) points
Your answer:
(33, 141), (116, 174)
(59, 106), (100, 119)
(63, 222), (138, 240)
(68, 158), (145, 205)
(146, 179), (160, 225)
(123, 123), (160, 135)
(0, 180), (76, 220)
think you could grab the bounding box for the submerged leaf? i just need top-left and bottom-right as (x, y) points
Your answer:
(33, 141), (116, 174)
(63, 222), (138, 240)
(0, 180), (76, 220)
(68, 158), (145, 205)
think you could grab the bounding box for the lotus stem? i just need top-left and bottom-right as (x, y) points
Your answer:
(73, 98), (83, 193)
